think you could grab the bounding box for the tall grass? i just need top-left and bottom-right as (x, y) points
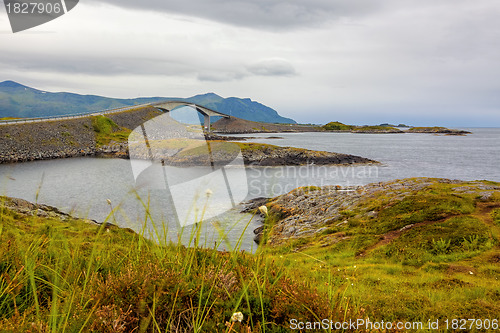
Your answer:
(0, 194), (340, 332)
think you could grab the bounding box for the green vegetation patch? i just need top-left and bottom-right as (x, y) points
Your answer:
(407, 126), (449, 132)
(92, 115), (119, 135)
(351, 125), (403, 133)
(371, 191), (476, 234)
(380, 216), (494, 264)
(91, 115), (131, 146)
(493, 208), (500, 226)
(322, 121), (354, 131)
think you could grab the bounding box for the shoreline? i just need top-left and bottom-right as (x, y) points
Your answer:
(0, 140), (379, 166)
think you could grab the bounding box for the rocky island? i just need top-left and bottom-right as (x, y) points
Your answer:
(406, 126), (471, 135)
(321, 121), (471, 135)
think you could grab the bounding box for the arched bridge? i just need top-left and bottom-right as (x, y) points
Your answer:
(150, 101), (230, 131)
(0, 100), (231, 132)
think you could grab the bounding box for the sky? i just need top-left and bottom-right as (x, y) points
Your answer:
(1, 0), (500, 126)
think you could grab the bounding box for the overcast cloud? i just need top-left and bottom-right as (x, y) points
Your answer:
(0, 0), (499, 126)
(87, 0), (383, 30)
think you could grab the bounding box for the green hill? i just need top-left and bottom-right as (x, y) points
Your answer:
(0, 81), (296, 124)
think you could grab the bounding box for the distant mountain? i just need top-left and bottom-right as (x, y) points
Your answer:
(181, 93), (296, 124)
(0, 81), (296, 124)
(0, 81), (163, 118)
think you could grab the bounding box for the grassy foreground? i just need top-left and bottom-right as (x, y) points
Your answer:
(0, 198), (340, 332)
(1, 178), (500, 332)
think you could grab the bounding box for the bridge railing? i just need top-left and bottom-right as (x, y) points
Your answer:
(0, 104), (150, 126)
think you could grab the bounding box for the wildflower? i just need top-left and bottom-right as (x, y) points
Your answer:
(227, 312), (244, 332)
(231, 312), (244, 322)
(205, 189), (213, 197)
(469, 271), (474, 275)
(106, 199), (112, 205)
(258, 205), (268, 217)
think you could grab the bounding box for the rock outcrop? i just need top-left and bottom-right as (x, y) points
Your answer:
(0, 196), (100, 225)
(257, 178), (500, 246)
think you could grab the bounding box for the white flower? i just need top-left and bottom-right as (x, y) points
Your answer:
(106, 199), (112, 205)
(258, 205), (268, 217)
(231, 312), (243, 322)
(205, 189), (213, 197)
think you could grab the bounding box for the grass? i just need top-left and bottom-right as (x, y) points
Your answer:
(492, 208), (500, 226)
(1, 178), (500, 332)
(92, 115), (131, 146)
(0, 197), (342, 332)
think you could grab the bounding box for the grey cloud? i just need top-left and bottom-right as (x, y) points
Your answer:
(197, 71), (247, 82)
(0, 51), (197, 77)
(88, 0), (383, 30)
(197, 59), (296, 82)
(247, 59), (297, 77)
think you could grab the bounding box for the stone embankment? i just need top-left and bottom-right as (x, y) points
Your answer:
(0, 107), (160, 163)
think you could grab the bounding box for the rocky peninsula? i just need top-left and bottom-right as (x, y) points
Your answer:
(251, 178), (500, 251)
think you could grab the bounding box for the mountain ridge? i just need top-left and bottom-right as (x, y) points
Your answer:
(0, 81), (296, 124)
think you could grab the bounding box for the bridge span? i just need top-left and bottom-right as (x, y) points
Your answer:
(150, 101), (230, 131)
(0, 100), (230, 132)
